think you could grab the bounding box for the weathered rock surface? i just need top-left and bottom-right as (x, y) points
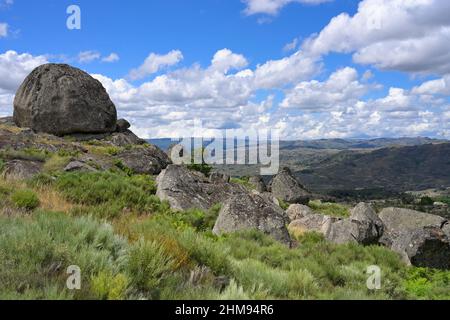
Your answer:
(2, 160), (42, 180)
(13, 64), (117, 135)
(379, 207), (450, 268)
(326, 219), (379, 245)
(379, 207), (446, 234)
(116, 119), (131, 132)
(287, 204), (314, 222)
(271, 167), (311, 204)
(117, 145), (171, 175)
(289, 213), (336, 236)
(389, 227), (450, 269)
(248, 176), (266, 193)
(213, 193), (291, 245)
(107, 130), (146, 147)
(64, 161), (97, 172)
(156, 165), (247, 211)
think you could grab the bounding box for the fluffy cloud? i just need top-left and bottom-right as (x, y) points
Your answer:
(0, 49), (449, 140)
(243, 0), (333, 16)
(412, 75), (450, 96)
(102, 53), (120, 63)
(280, 67), (372, 111)
(128, 50), (183, 80)
(0, 50), (48, 116)
(77, 51), (101, 64)
(0, 50), (48, 93)
(303, 0), (450, 75)
(0, 23), (7, 37)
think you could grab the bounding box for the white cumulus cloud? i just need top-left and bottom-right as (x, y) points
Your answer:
(128, 50), (183, 81)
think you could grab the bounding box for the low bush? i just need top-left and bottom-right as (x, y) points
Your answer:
(54, 172), (166, 215)
(11, 189), (40, 210)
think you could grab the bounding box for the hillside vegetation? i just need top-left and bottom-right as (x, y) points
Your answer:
(1, 168), (449, 300)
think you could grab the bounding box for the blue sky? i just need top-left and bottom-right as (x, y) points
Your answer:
(0, 0), (449, 139)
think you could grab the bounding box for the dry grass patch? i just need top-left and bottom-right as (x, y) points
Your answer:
(35, 187), (74, 213)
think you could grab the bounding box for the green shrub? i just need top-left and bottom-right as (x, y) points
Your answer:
(230, 177), (255, 191)
(419, 196), (434, 206)
(0, 211), (128, 299)
(113, 160), (135, 176)
(91, 272), (129, 300)
(43, 155), (71, 173)
(55, 172), (166, 215)
(11, 189), (40, 210)
(127, 240), (176, 296)
(308, 200), (350, 218)
(404, 267), (450, 300)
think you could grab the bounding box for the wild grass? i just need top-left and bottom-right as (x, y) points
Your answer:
(308, 200), (350, 218)
(0, 169), (449, 300)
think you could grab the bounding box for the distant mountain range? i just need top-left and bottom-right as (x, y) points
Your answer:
(149, 137), (450, 194)
(149, 137), (447, 152)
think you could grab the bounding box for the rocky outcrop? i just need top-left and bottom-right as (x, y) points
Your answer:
(379, 207), (446, 233)
(389, 227), (450, 269)
(2, 160), (42, 180)
(213, 193), (291, 245)
(379, 207), (450, 269)
(116, 145), (171, 175)
(156, 165), (247, 211)
(271, 167), (311, 204)
(13, 64), (117, 135)
(248, 176), (266, 193)
(287, 204), (314, 222)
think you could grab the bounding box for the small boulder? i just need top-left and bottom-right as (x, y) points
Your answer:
(116, 144), (171, 175)
(289, 213), (336, 237)
(14, 64), (117, 135)
(64, 161), (96, 172)
(325, 219), (379, 245)
(107, 130), (146, 147)
(116, 119), (131, 132)
(213, 193), (291, 245)
(287, 204), (314, 222)
(271, 167), (311, 204)
(2, 160), (42, 180)
(248, 176), (266, 193)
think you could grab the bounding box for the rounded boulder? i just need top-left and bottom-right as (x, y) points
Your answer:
(13, 64), (117, 135)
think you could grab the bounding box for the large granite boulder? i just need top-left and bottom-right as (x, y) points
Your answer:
(389, 227), (450, 269)
(379, 207), (450, 269)
(213, 193), (291, 245)
(270, 167), (311, 204)
(156, 165), (247, 211)
(116, 144), (171, 175)
(14, 64), (117, 135)
(379, 207), (446, 234)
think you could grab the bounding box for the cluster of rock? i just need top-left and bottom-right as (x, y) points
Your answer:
(287, 203), (450, 269)
(2, 64), (171, 180)
(3, 63), (450, 269)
